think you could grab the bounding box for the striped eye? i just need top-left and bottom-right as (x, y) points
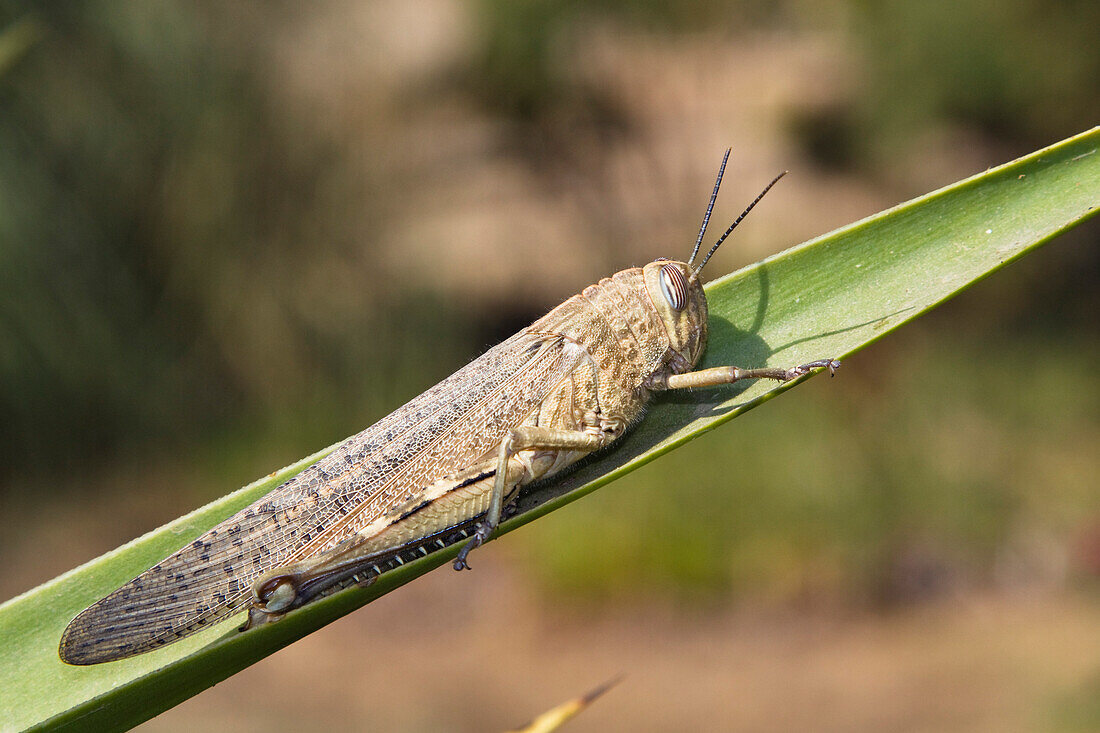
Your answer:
(659, 263), (688, 311)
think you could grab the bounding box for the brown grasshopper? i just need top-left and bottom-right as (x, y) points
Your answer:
(60, 151), (839, 664)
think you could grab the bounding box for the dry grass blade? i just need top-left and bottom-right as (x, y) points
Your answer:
(506, 676), (623, 733)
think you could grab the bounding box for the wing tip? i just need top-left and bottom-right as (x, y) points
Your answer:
(58, 601), (137, 665)
(58, 584), (253, 665)
(58, 612), (118, 665)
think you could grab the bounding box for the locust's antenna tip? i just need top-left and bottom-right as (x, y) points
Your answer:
(694, 169), (789, 275)
(688, 149), (732, 267)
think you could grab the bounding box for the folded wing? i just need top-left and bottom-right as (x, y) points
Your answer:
(60, 332), (583, 664)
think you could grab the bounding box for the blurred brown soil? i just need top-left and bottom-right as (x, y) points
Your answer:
(133, 555), (1098, 733)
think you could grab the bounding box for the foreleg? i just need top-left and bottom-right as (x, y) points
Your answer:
(658, 358), (840, 391)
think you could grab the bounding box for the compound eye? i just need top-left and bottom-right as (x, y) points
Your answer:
(659, 263), (688, 311)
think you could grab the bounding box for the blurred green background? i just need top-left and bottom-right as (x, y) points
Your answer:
(1, 1), (1097, 731)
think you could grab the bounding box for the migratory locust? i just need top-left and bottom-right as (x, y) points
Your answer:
(60, 151), (839, 665)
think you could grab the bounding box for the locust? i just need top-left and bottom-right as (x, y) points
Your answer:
(59, 151), (839, 665)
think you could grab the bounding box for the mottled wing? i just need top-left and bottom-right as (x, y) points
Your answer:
(60, 332), (585, 664)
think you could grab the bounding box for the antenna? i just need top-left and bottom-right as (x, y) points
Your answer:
(694, 170), (787, 276)
(687, 148), (731, 267)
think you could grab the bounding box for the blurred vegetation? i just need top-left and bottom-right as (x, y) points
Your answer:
(1052, 670), (1100, 732)
(0, 0), (1096, 614)
(0, 3), (476, 485)
(468, 0), (1100, 169)
(850, 0), (1100, 159)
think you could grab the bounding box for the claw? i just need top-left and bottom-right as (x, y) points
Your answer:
(786, 358), (840, 380)
(452, 521), (494, 572)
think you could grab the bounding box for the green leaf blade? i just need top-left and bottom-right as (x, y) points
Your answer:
(1, 127), (1096, 732)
